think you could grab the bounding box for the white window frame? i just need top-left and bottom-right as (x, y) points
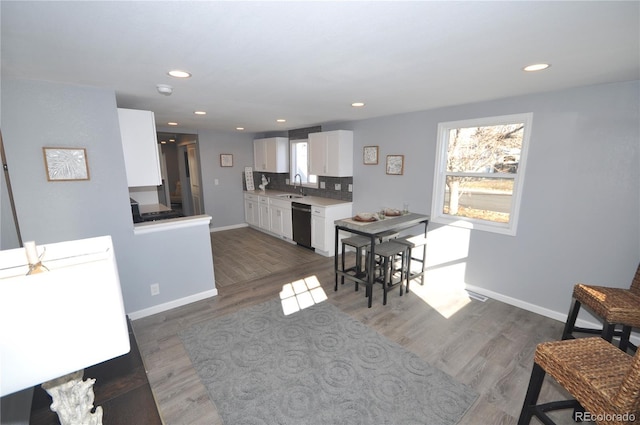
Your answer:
(289, 139), (318, 189)
(431, 113), (532, 236)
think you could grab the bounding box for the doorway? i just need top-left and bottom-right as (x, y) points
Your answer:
(157, 132), (204, 217)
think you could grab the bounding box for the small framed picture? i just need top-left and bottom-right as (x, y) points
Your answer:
(386, 155), (404, 175)
(43, 147), (90, 181)
(220, 154), (233, 167)
(363, 146), (379, 165)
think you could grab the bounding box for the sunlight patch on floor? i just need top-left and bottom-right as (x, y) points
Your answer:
(410, 279), (471, 319)
(412, 221), (472, 318)
(279, 275), (327, 316)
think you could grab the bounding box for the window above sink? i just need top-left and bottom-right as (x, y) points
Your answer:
(290, 139), (318, 189)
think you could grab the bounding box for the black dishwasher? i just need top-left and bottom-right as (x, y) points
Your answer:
(291, 202), (312, 249)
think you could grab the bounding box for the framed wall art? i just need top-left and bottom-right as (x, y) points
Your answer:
(386, 155), (404, 175)
(363, 146), (379, 165)
(220, 154), (233, 167)
(43, 147), (90, 181)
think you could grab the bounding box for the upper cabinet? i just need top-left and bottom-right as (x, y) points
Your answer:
(308, 130), (353, 177)
(254, 137), (289, 173)
(118, 108), (161, 187)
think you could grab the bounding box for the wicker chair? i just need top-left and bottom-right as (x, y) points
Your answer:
(561, 263), (640, 352)
(518, 337), (640, 425)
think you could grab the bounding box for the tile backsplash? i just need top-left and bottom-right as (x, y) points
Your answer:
(244, 172), (353, 202)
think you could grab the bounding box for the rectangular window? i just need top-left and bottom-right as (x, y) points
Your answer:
(290, 139), (318, 187)
(431, 113), (532, 235)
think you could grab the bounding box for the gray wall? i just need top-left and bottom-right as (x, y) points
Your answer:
(1, 76), (636, 423)
(197, 128), (254, 229)
(2, 78), (133, 243)
(3, 76), (638, 327)
(326, 81), (640, 322)
(1, 78), (216, 315)
(0, 157), (20, 250)
(180, 80), (639, 324)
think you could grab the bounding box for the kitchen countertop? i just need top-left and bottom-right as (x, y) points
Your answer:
(133, 214), (211, 235)
(244, 190), (352, 207)
(138, 203), (172, 214)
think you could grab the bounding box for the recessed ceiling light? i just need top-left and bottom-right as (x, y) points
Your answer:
(523, 63), (550, 72)
(167, 70), (191, 78)
(169, 139), (176, 143)
(168, 122), (178, 126)
(160, 140), (167, 144)
(351, 102), (365, 107)
(236, 127), (245, 131)
(276, 119), (286, 123)
(194, 111), (206, 115)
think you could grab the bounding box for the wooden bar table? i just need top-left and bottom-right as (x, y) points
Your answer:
(334, 212), (430, 307)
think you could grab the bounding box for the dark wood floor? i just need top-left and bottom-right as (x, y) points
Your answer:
(131, 227), (593, 425)
(29, 320), (162, 425)
(209, 227), (318, 287)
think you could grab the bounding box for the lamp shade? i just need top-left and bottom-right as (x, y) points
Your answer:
(0, 235), (130, 397)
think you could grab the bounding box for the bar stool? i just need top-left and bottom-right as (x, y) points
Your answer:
(369, 230), (399, 274)
(397, 234), (428, 292)
(336, 233), (403, 307)
(337, 235), (370, 291)
(376, 230), (399, 242)
(366, 241), (409, 305)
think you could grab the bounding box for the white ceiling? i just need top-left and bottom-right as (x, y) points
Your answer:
(2, 1), (639, 134)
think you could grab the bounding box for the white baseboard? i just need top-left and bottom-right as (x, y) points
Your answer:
(464, 283), (640, 345)
(464, 283), (597, 327)
(128, 288), (218, 320)
(210, 223), (248, 233)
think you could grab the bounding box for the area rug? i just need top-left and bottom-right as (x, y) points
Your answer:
(180, 299), (478, 425)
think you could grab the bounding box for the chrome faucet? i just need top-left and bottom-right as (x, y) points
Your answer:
(294, 173), (303, 195)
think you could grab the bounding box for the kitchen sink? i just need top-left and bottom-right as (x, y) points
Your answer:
(277, 194), (304, 199)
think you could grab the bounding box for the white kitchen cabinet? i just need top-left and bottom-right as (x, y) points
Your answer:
(282, 208), (293, 240)
(311, 212), (325, 253)
(254, 137), (289, 173)
(245, 192), (351, 252)
(311, 203), (353, 256)
(258, 196), (270, 230)
(269, 198), (293, 240)
(308, 130), (353, 177)
(244, 193), (259, 227)
(118, 108), (162, 187)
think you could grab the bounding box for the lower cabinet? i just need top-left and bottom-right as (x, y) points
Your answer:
(258, 196), (270, 230)
(244, 194), (259, 227)
(311, 212), (325, 252)
(244, 192), (352, 256)
(311, 204), (353, 257)
(269, 199), (293, 240)
(244, 193), (293, 241)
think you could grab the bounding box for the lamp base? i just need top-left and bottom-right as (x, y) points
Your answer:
(41, 370), (102, 425)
